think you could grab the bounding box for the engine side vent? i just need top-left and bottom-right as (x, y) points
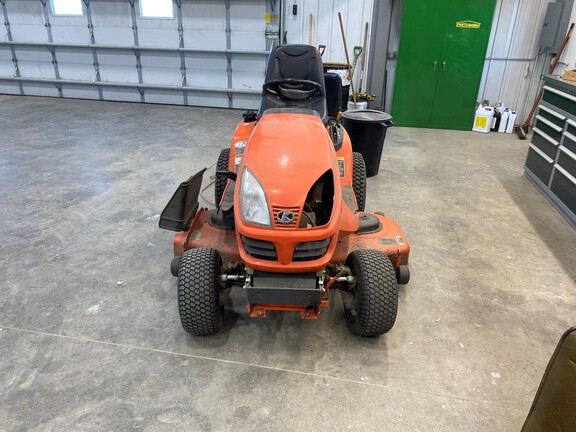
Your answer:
(272, 206), (300, 229)
(241, 236), (277, 260)
(293, 238), (331, 261)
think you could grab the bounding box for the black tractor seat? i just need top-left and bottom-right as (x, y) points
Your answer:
(258, 44), (327, 122)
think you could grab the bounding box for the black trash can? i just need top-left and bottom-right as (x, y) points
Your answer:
(323, 62), (350, 112)
(341, 110), (393, 177)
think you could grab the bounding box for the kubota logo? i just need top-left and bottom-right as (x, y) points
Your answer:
(276, 210), (295, 224)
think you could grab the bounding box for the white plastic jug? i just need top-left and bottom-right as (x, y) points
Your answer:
(472, 105), (495, 133)
(506, 111), (517, 134)
(498, 109), (510, 133)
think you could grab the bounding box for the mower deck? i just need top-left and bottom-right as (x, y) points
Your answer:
(173, 208), (410, 270)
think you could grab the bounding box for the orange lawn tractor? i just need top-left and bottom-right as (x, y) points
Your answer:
(159, 45), (410, 337)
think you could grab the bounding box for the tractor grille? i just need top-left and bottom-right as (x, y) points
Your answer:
(292, 238), (331, 261)
(272, 206), (300, 229)
(241, 236), (277, 261)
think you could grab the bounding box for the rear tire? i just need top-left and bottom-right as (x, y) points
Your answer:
(352, 152), (367, 212)
(344, 249), (398, 336)
(178, 248), (223, 336)
(215, 148), (230, 208)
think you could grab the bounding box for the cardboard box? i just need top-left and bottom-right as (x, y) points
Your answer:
(563, 68), (576, 82)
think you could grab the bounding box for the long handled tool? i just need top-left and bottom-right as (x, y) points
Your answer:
(338, 12), (357, 109)
(308, 14), (313, 45)
(523, 23), (574, 132)
(351, 46), (362, 77)
(358, 22), (369, 94)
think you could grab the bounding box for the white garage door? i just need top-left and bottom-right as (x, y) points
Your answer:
(0, 0), (281, 109)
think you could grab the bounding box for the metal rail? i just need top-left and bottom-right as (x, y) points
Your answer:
(0, 76), (261, 95)
(0, 41), (269, 56)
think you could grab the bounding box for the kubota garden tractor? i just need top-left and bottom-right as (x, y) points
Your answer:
(159, 45), (410, 337)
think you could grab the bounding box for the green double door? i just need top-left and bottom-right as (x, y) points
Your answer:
(392, 0), (496, 130)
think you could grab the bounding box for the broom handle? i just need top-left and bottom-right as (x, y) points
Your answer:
(338, 12), (357, 109)
(359, 22), (369, 94)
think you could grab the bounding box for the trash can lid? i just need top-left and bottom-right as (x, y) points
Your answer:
(342, 109), (392, 123)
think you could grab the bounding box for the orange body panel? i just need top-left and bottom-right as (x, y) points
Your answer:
(233, 113), (344, 272)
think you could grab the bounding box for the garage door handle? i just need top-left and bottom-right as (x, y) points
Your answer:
(442, 61), (446, 72)
(433, 61), (437, 71)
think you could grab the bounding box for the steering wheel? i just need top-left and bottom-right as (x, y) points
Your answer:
(263, 79), (322, 101)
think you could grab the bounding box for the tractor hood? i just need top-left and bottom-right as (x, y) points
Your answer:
(240, 112), (338, 209)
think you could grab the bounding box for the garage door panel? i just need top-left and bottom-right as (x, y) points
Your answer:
(142, 68), (181, 86)
(62, 85), (100, 100)
(144, 89), (184, 105)
(0, 82), (20, 94)
(186, 69), (228, 88)
(58, 63), (96, 81)
(230, 1), (266, 31)
(8, 24), (47, 43)
(98, 50), (138, 67)
(184, 54), (228, 71)
(181, 2), (226, 31)
(187, 92), (231, 108)
(102, 88), (142, 103)
(0, 60), (15, 77)
(0, 48), (12, 61)
(232, 70), (264, 91)
(137, 28), (179, 48)
(232, 56), (266, 73)
(5, 1), (44, 25)
(91, 2), (132, 27)
(99, 65), (138, 84)
(51, 25), (91, 44)
(231, 31), (266, 51)
(56, 48), (94, 64)
(22, 82), (59, 97)
(93, 27), (134, 46)
(18, 62), (56, 79)
(183, 30), (227, 50)
(232, 94), (259, 110)
(14, 48), (52, 63)
(140, 53), (181, 69)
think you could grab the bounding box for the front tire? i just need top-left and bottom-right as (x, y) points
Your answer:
(215, 148), (230, 208)
(352, 152), (367, 212)
(344, 249), (398, 336)
(178, 248), (223, 336)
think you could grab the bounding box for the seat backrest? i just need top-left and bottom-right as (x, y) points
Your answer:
(521, 327), (576, 432)
(259, 44), (326, 120)
(324, 73), (343, 118)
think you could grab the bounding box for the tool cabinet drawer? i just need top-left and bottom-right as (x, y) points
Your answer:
(567, 119), (576, 138)
(537, 104), (566, 129)
(562, 130), (576, 155)
(526, 145), (554, 185)
(534, 115), (563, 142)
(531, 128), (559, 160)
(542, 85), (576, 116)
(550, 167), (576, 215)
(557, 147), (576, 179)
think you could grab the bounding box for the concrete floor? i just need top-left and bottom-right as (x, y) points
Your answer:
(0, 94), (575, 432)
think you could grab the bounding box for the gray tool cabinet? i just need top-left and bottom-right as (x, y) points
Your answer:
(524, 76), (576, 229)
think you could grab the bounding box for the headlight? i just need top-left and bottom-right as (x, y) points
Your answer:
(240, 167), (271, 227)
